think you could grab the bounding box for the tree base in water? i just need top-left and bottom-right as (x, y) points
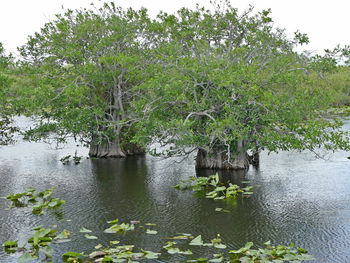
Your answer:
(195, 148), (249, 170)
(89, 140), (126, 158)
(248, 151), (260, 167)
(89, 141), (145, 158)
(123, 143), (146, 156)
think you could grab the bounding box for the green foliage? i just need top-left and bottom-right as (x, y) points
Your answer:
(11, 2), (350, 162)
(16, 3), (153, 153)
(0, 42), (18, 145)
(104, 219), (135, 234)
(131, 2), (350, 161)
(81, 243), (161, 262)
(326, 67), (350, 106)
(2, 240), (18, 254)
(4, 226), (70, 262)
(60, 152), (82, 165)
(5, 187), (65, 215)
(163, 241), (193, 255)
(175, 174), (253, 200)
(187, 234), (227, 249)
(62, 251), (84, 263)
(229, 241), (314, 263)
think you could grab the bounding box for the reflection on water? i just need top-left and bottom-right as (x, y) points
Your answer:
(0, 118), (349, 262)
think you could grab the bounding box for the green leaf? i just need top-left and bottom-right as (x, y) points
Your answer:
(167, 235), (193, 240)
(146, 229), (158, 235)
(41, 246), (53, 257)
(214, 243), (227, 249)
(2, 240), (17, 248)
(84, 234), (98, 239)
(141, 249), (160, 259)
(107, 219), (119, 224)
(62, 251), (83, 257)
(18, 253), (38, 263)
(189, 235), (203, 246)
(180, 249), (193, 255)
(166, 247), (181, 254)
(209, 257), (223, 262)
(215, 208), (230, 213)
(55, 229), (70, 239)
(79, 227), (92, 233)
(95, 244), (103, 249)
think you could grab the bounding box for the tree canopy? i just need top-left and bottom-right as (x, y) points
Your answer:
(0, 43), (17, 145)
(13, 1), (350, 169)
(131, 3), (350, 168)
(18, 3), (153, 156)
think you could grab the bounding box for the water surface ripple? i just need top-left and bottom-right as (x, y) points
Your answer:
(0, 119), (349, 262)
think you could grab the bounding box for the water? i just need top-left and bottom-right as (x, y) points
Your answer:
(0, 118), (350, 262)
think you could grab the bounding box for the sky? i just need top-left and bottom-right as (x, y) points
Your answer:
(0, 0), (349, 56)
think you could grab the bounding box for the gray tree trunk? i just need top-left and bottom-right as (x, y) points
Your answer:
(195, 142), (249, 170)
(248, 151), (260, 166)
(123, 142), (145, 156)
(89, 138), (126, 158)
(88, 75), (146, 158)
(89, 139), (145, 158)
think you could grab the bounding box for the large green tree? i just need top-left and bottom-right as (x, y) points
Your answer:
(0, 43), (17, 145)
(132, 3), (350, 169)
(16, 2), (350, 168)
(18, 3), (152, 157)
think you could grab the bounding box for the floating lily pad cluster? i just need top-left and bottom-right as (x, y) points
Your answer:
(62, 243), (161, 263)
(161, 236), (313, 262)
(2, 189), (314, 263)
(103, 219), (135, 234)
(61, 220), (162, 262)
(175, 174), (253, 200)
(228, 241), (314, 263)
(3, 226), (70, 262)
(58, 222), (313, 263)
(5, 187), (65, 215)
(163, 234), (226, 256)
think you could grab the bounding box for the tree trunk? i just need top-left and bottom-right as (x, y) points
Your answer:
(88, 74), (145, 158)
(123, 142), (145, 156)
(248, 151), (260, 167)
(89, 139), (126, 158)
(195, 142), (249, 170)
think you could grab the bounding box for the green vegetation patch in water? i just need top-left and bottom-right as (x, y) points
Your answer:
(4, 187), (65, 215)
(175, 174), (253, 200)
(2, 188), (315, 263)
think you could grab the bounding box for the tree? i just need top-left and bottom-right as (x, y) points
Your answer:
(18, 3), (152, 157)
(309, 45), (350, 107)
(16, 2), (350, 167)
(132, 2), (350, 169)
(0, 43), (17, 145)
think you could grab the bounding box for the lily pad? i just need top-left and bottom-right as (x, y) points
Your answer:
(79, 227), (92, 233)
(189, 235), (203, 246)
(146, 229), (158, 235)
(84, 234), (98, 239)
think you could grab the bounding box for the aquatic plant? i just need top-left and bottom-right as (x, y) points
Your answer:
(228, 241), (314, 263)
(59, 152), (82, 165)
(5, 187), (65, 215)
(175, 174), (253, 200)
(104, 219), (135, 234)
(2, 188), (314, 263)
(3, 226), (70, 262)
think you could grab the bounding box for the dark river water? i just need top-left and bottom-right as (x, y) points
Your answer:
(0, 118), (350, 262)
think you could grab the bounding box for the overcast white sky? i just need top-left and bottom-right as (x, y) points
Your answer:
(1, 0), (349, 56)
